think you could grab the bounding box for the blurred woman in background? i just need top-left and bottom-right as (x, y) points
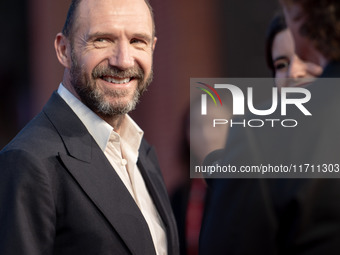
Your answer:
(265, 12), (322, 88)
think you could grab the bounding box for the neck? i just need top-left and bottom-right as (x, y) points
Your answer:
(99, 113), (125, 134)
(62, 71), (126, 134)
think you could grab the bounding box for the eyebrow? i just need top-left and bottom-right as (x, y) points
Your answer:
(86, 32), (152, 43)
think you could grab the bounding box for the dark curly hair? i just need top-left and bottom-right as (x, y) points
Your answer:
(282, 0), (340, 61)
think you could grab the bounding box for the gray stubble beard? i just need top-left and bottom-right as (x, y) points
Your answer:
(69, 47), (153, 117)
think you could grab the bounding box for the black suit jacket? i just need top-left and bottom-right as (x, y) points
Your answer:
(0, 92), (179, 255)
(200, 62), (340, 255)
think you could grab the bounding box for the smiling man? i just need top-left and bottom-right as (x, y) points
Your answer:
(0, 0), (179, 254)
(58, 0), (156, 128)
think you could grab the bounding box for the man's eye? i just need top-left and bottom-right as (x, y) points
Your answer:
(93, 38), (109, 48)
(131, 38), (145, 44)
(95, 38), (107, 43)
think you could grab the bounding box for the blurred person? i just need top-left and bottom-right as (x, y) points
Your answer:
(172, 97), (231, 255)
(190, 97), (231, 170)
(0, 0), (179, 254)
(280, 0), (337, 70)
(265, 13), (323, 88)
(200, 2), (340, 254)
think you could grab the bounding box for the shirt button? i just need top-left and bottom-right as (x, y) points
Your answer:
(121, 159), (127, 166)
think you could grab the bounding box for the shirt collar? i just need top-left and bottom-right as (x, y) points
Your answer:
(57, 83), (144, 153)
(57, 84), (112, 151)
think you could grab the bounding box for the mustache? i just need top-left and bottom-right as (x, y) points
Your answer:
(92, 65), (144, 80)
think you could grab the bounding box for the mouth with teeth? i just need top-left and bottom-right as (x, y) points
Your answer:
(100, 76), (134, 85)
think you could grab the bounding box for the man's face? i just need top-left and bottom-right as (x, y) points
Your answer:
(69, 0), (156, 116)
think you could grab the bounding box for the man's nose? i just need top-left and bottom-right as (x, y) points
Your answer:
(288, 56), (307, 79)
(108, 41), (134, 70)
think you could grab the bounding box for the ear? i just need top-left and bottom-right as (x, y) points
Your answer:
(55, 33), (72, 69)
(152, 36), (157, 52)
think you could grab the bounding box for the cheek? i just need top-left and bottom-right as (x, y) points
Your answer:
(275, 71), (286, 79)
(135, 51), (153, 73)
(275, 72), (287, 89)
(81, 49), (109, 71)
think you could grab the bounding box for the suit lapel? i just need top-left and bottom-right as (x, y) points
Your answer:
(43, 92), (156, 255)
(138, 143), (179, 255)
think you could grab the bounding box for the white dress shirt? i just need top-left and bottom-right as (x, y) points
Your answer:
(57, 84), (167, 255)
